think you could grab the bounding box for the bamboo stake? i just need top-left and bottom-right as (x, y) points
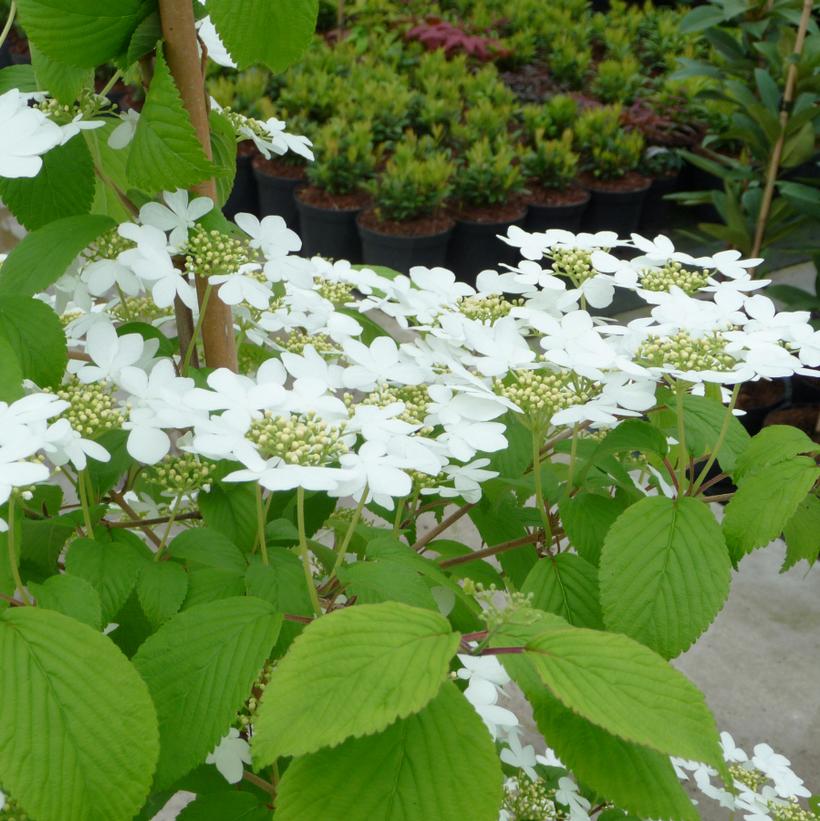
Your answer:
(750, 0), (814, 259)
(157, 0), (238, 371)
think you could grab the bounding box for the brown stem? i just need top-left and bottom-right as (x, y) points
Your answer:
(438, 532), (542, 569)
(750, 0), (814, 259)
(411, 503), (476, 553)
(157, 0), (237, 371)
(67, 349), (93, 362)
(105, 511), (202, 528)
(700, 492), (734, 503)
(0, 591), (25, 606)
(107, 488), (162, 547)
(243, 770), (277, 797)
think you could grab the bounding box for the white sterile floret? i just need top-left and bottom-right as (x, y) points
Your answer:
(500, 729), (540, 781)
(58, 113), (105, 145)
(139, 189), (214, 251)
(108, 109), (140, 149)
(206, 728), (251, 784)
(555, 777), (592, 821)
(40, 417), (111, 471)
(499, 225), (551, 261)
(342, 336), (427, 391)
(73, 321), (158, 384)
(421, 458), (498, 503)
(281, 345), (344, 389)
(332, 440), (413, 506)
(461, 674), (518, 740)
(196, 15), (236, 68)
(461, 316), (535, 377)
(235, 212), (302, 259)
(211, 263), (272, 310)
(0, 89), (64, 178)
(0, 439), (51, 507)
(82, 256), (142, 298)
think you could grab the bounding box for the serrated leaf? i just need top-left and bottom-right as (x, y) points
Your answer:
(275, 681), (503, 821)
(734, 425), (820, 481)
(169, 527), (247, 572)
(127, 49), (215, 194)
(137, 560), (189, 628)
(498, 620), (723, 768)
(19, 516), (74, 581)
(206, 0), (319, 72)
(0, 64), (37, 94)
(782, 495), (820, 572)
(0, 214), (114, 296)
(182, 566), (245, 609)
(0, 296), (67, 388)
(723, 457), (819, 562)
(599, 496), (731, 658)
(29, 573), (103, 629)
(253, 601), (459, 765)
(132, 597), (281, 789)
(0, 138), (96, 230)
(210, 109), (237, 207)
(680, 394), (750, 472)
(0, 335), (23, 402)
(338, 558), (439, 609)
(87, 429), (134, 497)
(65, 536), (146, 623)
(559, 492), (627, 566)
(16, 0), (155, 67)
(178, 790), (271, 821)
(199, 481), (258, 553)
(505, 655), (698, 821)
(30, 42), (93, 102)
(125, 10), (161, 65)
(0, 607), (159, 821)
(522, 554), (603, 629)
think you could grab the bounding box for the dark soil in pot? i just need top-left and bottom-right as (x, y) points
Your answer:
(736, 378), (790, 435)
(579, 171), (651, 235)
(763, 405), (820, 444)
(8, 30), (29, 64)
(0, 39), (11, 69)
(357, 210), (454, 274)
(295, 186), (370, 263)
(525, 183), (590, 233)
(638, 172), (679, 235)
(253, 155), (306, 231)
(791, 373), (820, 404)
(446, 201), (528, 285)
(223, 143), (260, 220)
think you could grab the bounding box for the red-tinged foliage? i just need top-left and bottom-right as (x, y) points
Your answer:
(406, 19), (509, 61)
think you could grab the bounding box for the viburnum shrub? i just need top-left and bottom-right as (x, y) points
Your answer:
(0, 3), (818, 821)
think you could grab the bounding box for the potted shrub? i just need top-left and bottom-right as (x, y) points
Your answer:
(590, 56), (644, 105)
(574, 104), (650, 234)
(522, 130), (589, 232)
(357, 140), (455, 272)
(294, 117), (376, 262)
(638, 145), (683, 234)
(446, 136), (526, 282)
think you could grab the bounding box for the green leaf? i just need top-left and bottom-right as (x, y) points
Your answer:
(0, 214), (114, 296)
(30, 42), (93, 102)
(127, 49), (215, 194)
(0, 335), (24, 401)
(734, 425), (820, 482)
(178, 791), (271, 821)
(19, 516), (74, 581)
(522, 554), (603, 629)
(498, 619), (723, 768)
(29, 573), (103, 629)
(65, 536), (146, 623)
(558, 492), (626, 566)
(0, 137), (96, 230)
(88, 429), (134, 497)
(0, 65), (38, 94)
(206, 0), (319, 72)
(0, 607), (159, 821)
(199, 481), (258, 553)
(680, 394), (750, 472)
(168, 527), (247, 572)
(0, 297), (67, 388)
(599, 497), (731, 658)
(132, 597), (282, 789)
(723, 457), (819, 562)
(16, 0), (155, 67)
(137, 560), (189, 628)
(505, 655), (698, 821)
(679, 4), (727, 33)
(782, 496), (820, 572)
(253, 601), (459, 765)
(337, 559), (439, 609)
(274, 682), (503, 821)
(183, 567), (245, 609)
(124, 10), (161, 65)
(210, 109), (237, 207)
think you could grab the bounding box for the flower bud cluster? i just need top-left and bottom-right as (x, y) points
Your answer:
(38, 89), (104, 124)
(550, 248), (595, 284)
(495, 367), (597, 425)
(640, 261), (710, 295)
(52, 378), (123, 439)
(0, 793), (29, 821)
(279, 329), (336, 354)
(637, 330), (735, 372)
(109, 296), (172, 323)
(359, 384), (431, 426)
(144, 454), (214, 495)
(87, 228), (133, 264)
(246, 411), (349, 466)
(316, 277), (354, 304)
(502, 775), (560, 821)
(237, 661), (274, 730)
(184, 227), (254, 278)
(771, 800), (817, 821)
(457, 294), (518, 322)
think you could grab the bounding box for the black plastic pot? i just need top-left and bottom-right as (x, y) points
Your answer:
(446, 210), (527, 284)
(254, 166), (304, 231)
(0, 40), (11, 69)
(525, 192), (590, 232)
(581, 179), (650, 235)
(295, 196), (363, 262)
(737, 377), (791, 436)
(638, 172), (679, 235)
(358, 217), (453, 274)
(678, 155), (721, 222)
(222, 154), (259, 220)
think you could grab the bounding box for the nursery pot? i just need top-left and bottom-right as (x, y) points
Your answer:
(525, 187), (590, 233)
(253, 157), (305, 231)
(222, 151), (259, 220)
(357, 211), (454, 274)
(295, 188), (366, 263)
(736, 377), (791, 436)
(446, 205), (527, 285)
(638, 172), (679, 235)
(580, 173), (651, 235)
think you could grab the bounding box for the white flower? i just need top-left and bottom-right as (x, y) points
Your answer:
(0, 89), (64, 178)
(456, 654), (510, 686)
(206, 728), (251, 784)
(235, 212), (301, 259)
(555, 777), (591, 821)
(58, 114), (104, 145)
(74, 321), (156, 384)
(422, 458), (497, 503)
(211, 264), (272, 310)
(752, 744), (810, 799)
(462, 316), (535, 377)
(281, 345), (344, 389)
(81, 257), (142, 298)
(196, 16), (236, 68)
(342, 336), (427, 391)
(332, 441), (412, 505)
(463, 676), (518, 740)
(226, 460), (351, 493)
(108, 109), (140, 149)
(694, 249), (764, 279)
(0, 440), (51, 506)
(500, 729), (539, 781)
(259, 118), (315, 161)
(41, 418), (110, 471)
(139, 189), (213, 251)
(499, 225), (550, 261)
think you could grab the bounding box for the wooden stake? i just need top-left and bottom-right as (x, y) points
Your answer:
(157, 0), (238, 371)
